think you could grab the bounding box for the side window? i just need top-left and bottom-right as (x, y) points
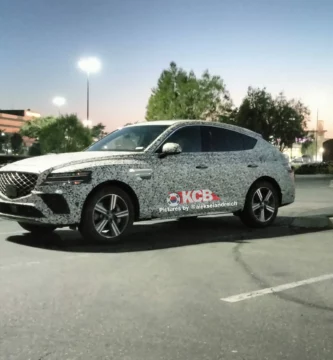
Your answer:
(157, 126), (202, 153)
(202, 126), (257, 152)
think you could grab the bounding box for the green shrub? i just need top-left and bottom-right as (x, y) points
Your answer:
(329, 163), (333, 175)
(295, 162), (333, 175)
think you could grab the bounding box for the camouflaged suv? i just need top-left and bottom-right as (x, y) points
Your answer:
(0, 120), (295, 243)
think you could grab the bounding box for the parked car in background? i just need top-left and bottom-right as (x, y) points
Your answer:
(302, 155), (312, 163)
(0, 120), (295, 243)
(291, 155), (312, 164)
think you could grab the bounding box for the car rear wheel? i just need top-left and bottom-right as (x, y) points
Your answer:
(239, 181), (279, 228)
(18, 222), (57, 234)
(79, 186), (134, 243)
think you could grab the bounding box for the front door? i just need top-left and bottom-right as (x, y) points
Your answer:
(150, 125), (226, 219)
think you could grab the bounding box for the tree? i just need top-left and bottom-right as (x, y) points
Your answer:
(234, 87), (309, 151)
(20, 116), (56, 139)
(28, 142), (41, 156)
(234, 87), (275, 141)
(91, 123), (107, 140)
(38, 114), (93, 154)
(10, 133), (23, 154)
(272, 94), (309, 152)
(146, 62), (232, 121)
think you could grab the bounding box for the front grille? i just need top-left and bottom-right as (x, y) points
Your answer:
(0, 172), (38, 199)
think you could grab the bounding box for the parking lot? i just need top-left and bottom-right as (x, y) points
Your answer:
(1, 176), (333, 360)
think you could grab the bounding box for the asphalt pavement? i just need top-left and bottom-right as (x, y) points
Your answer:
(281, 175), (333, 216)
(1, 176), (333, 360)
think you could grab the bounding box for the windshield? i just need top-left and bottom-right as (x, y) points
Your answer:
(86, 125), (170, 152)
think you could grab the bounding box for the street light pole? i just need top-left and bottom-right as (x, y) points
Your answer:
(87, 73), (90, 121)
(315, 108), (319, 162)
(78, 57), (101, 125)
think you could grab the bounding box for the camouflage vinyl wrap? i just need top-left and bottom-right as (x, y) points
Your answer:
(0, 120), (295, 226)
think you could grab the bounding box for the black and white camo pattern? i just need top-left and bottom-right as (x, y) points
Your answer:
(0, 120), (295, 226)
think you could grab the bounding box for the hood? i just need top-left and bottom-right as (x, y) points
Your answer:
(0, 151), (140, 174)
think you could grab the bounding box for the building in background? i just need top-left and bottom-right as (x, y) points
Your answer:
(0, 109), (41, 153)
(0, 109), (40, 134)
(306, 120), (327, 162)
(283, 119), (331, 162)
(322, 139), (333, 162)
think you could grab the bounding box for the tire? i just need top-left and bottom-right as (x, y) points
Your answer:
(239, 181), (279, 228)
(18, 222), (57, 234)
(79, 185), (135, 244)
(233, 210), (242, 217)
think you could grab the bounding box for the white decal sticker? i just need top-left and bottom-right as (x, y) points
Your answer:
(159, 189), (238, 212)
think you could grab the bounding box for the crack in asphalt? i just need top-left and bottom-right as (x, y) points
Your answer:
(232, 241), (333, 312)
(38, 352), (52, 360)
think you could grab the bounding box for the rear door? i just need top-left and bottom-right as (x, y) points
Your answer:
(201, 125), (259, 212)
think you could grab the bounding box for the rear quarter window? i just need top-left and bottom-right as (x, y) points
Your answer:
(242, 134), (258, 150)
(202, 126), (258, 152)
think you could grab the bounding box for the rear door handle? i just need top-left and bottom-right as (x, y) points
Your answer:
(248, 164), (258, 168)
(196, 165), (208, 169)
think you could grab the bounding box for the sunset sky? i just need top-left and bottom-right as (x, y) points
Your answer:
(1, 0), (333, 137)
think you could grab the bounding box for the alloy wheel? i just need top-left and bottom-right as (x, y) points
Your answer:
(93, 193), (129, 238)
(251, 187), (276, 223)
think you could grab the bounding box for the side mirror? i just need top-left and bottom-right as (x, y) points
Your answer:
(160, 142), (182, 157)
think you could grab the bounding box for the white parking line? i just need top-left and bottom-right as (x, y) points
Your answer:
(221, 273), (333, 303)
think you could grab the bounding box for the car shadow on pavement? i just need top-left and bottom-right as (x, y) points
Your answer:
(5, 215), (327, 253)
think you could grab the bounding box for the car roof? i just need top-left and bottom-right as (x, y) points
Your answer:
(127, 120), (180, 126)
(127, 120), (262, 139)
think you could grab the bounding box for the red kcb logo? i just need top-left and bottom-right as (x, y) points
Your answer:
(169, 189), (220, 204)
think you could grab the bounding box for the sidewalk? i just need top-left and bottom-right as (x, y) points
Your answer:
(281, 177), (333, 216)
(278, 177), (333, 228)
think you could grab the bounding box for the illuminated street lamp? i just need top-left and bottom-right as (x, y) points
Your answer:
(82, 119), (92, 128)
(78, 57), (101, 123)
(52, 96), (66, 115)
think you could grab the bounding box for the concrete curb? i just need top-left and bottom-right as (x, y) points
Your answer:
(295, 174), (333, 179)
(290, 216), (333, 229)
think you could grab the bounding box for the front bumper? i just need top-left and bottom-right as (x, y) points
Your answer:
(0, 185), (89, 226)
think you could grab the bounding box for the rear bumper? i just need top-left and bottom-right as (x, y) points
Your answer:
(280, 183), (295, 206)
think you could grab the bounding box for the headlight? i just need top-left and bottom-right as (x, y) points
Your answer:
(43, 171), (92, 185)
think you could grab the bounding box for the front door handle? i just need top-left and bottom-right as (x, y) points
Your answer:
(196, 165), (208, 169)
(248, 164), (258, 168)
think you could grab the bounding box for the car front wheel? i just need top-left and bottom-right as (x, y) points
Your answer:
(239, 181), (279, 228)
(79, 186), (135, 243)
